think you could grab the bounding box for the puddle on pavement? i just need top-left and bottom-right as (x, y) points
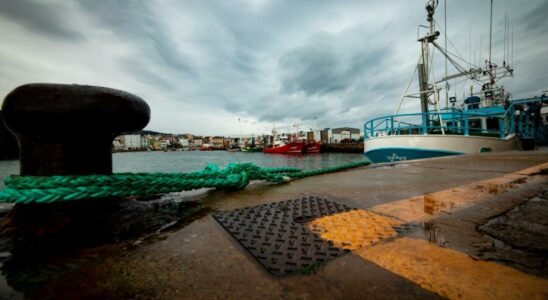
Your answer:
(474, 193), (548, 273)
(418, 221), (451, 248)
(371, 175), (530, 223)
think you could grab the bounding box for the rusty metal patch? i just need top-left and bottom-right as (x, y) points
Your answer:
(213, 196), (354, 276)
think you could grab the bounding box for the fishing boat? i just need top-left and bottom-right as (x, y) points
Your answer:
(363, 0), (547, 163)
(199, 144), (214, 151)
(304, 140), (321, 153)
(240, 136), (264, 152)
(264, 130), (304, 154)
(264, 140), (304, 154)
(241, 146), (263, 152)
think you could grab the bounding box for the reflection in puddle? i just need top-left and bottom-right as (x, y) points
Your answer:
(423, 194), (455, 215)
(421, 221), (450, 248)
(372, 173), (531, 223)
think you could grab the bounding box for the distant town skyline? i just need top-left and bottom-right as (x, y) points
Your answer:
(1, 0), (547, 136)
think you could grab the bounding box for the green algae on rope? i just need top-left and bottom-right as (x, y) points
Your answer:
(0, 161), (371, 204)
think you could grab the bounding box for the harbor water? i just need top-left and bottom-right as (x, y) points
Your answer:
(0, 151), (366, 188)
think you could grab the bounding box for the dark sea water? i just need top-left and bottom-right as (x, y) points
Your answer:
(0, 151), (366, 188)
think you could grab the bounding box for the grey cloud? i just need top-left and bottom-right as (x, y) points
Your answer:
(1, 0), (547, 135)
(278, 30), (389, 97)
(76, 1), (197, 78)
(0, 0), (83, 40)
(520, 1), (548, 32)
(119, 57), (173, 90)
(252, 95), (330, 123)
(279, 44), (345, 95)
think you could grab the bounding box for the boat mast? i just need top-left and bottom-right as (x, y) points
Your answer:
(488, 0), (493, 68)
(486, 0), (495, 95)
(417, 0), (440, 115)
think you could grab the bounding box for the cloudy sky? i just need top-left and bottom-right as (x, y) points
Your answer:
(1, 0), (547, 136)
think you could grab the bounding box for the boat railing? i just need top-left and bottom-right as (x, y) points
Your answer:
(364, 95), (548, 141)
(364, 110), (509, 140)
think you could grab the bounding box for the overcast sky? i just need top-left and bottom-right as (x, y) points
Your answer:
(1, 0), (547, 136)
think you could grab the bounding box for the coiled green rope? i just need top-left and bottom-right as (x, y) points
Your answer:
(0, 161), (371, 204)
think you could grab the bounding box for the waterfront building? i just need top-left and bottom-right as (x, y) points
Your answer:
(306, 130), (322, 141)
(211, 136), (225, 149)
(112, 138), (124, 151)
(320, 128), (362, 143)
(120, 134), (149, 150)
(180, 138), (190, 150)
(141, 136), (149, 149)
(123, 134), (142, 150)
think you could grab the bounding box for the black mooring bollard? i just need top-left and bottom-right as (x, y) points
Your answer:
(0, 83), (155, 255)
(1, 83), (150, 176)
(0, 84), (201, 291)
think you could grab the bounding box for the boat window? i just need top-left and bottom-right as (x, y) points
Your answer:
(469, 119), (481, 129)
(486, 118), (500, 130)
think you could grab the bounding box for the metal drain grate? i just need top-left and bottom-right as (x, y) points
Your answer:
(213, 196), (354, 276)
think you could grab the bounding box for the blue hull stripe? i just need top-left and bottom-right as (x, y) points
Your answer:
(364, 147), (463, 163)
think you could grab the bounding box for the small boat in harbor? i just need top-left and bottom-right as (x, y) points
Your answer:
(199, 144), (214, 151)
(264, 140), (304, 154)
(240, 136), (264, 152)
(304, 140), (321, 153)
(241, 146), (263, 152)
(363, 0), (547, 163)
(264, 130), (305, 154)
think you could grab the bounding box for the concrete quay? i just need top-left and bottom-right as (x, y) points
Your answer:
(11, 149), (548, 299)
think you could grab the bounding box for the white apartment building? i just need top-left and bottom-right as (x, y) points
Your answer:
(122, 134), (148, 150)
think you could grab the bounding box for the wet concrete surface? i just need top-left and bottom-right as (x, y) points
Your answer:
(1, 149), (548, 299)
(480, 191), (548, 252)
(405, 175), (548, 277)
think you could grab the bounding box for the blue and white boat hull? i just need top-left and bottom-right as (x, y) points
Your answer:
(364, 135), (518, 163)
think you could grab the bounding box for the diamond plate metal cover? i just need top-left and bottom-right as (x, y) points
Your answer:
(213, 196), (354, 276)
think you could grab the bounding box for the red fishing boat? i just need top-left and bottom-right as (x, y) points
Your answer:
(304, 140), (321, 153)
(199, 144), (214, 151)
(264, 140), (304, 154)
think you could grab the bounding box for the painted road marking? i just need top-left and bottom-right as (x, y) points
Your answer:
(356, 238), (548, 300)
(308, 210), (401, 250)
(369, 162), (548, 223)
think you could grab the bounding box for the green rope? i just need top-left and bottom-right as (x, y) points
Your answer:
(0, 161), (371, 204)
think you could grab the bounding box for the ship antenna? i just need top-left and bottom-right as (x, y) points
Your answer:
(479, 35), (482, 65)
(489, 0), (493, 66)
(511, 23), (514, 67)
(503, 13), (506, 65)
(469, 25), (472, 65)
(444, 0), (448, 108)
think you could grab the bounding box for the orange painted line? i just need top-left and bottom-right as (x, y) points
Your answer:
(308, 210), (400, 250)
(369, 162), (548, 222)
(355, 238), (548, 300)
